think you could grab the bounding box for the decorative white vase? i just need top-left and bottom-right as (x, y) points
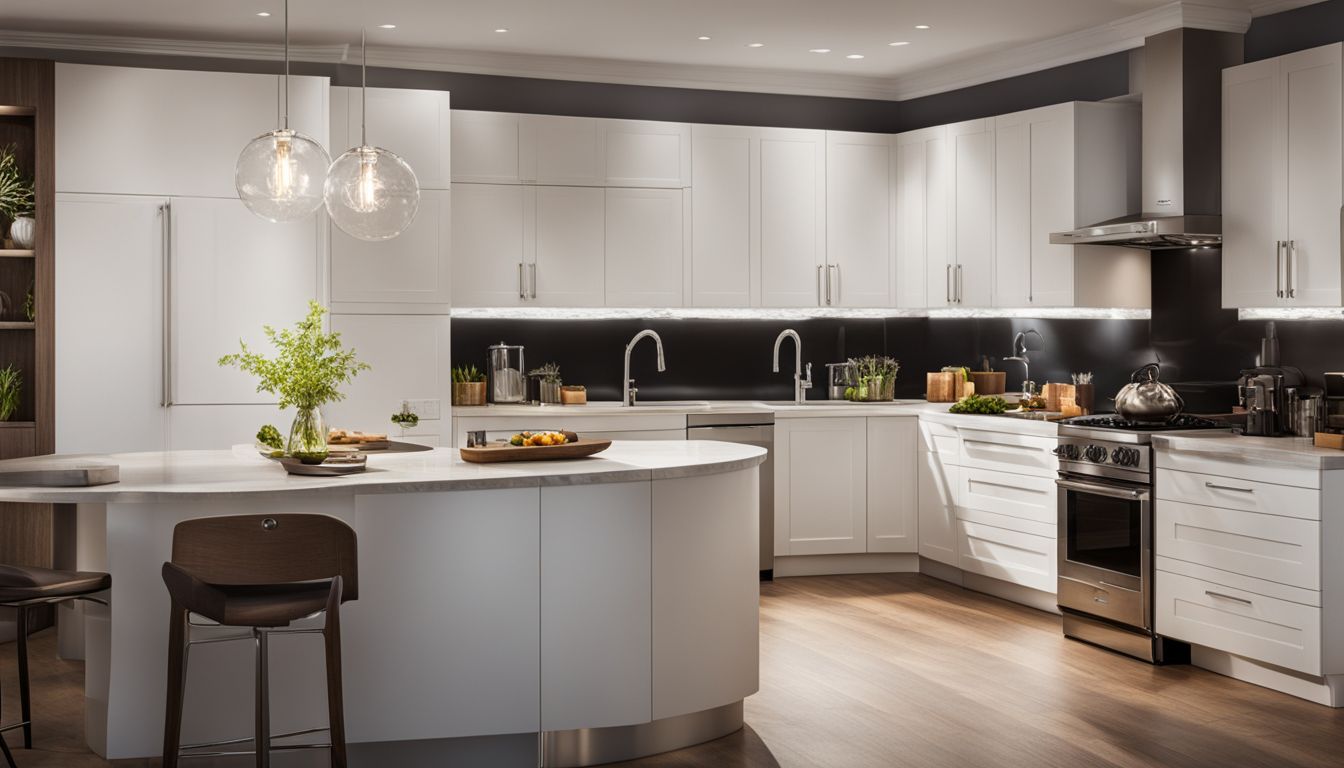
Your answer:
(8, 215), (34, 249)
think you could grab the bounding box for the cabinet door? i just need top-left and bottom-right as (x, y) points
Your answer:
(759, 129), (826, 307)
(55, 194), (168, 453)
(524, 115), (604, 186)
(826, 132), (893, 307)
(55, 64), (328, 198)
(993, 115), (1032, 308)
(867, 418), (918, 553)
(450, 183), (534, 307)
(605, 188), (684, 307)
(775, 418), (866, 556)
(170, 197), (319, 406)
(604, 120), (691, 188)
(1222, 58), (1285, 308)
(1282, 45), (1343, 307)
(895, 127), (946, 309)
(330, 189), (451, 308)
(995, 105), (1077, 308)
(451, 110), (523, 184)
(917, 451), (959, 566)
(690, 125), (757, 306)
(950, 120), (995, 307)
(343, 87), (451, 189)
(534, 186), (606, 306)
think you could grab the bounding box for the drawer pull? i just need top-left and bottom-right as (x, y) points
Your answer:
(1205, 590), (1253, 606)
(1205, 482), (1255, 494)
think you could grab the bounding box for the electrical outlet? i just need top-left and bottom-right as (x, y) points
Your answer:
(404, 399), (441, 420)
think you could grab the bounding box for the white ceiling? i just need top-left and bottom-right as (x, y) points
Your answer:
(0, 1), (1320, 98)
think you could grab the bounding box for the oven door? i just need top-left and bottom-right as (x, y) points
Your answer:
(1057, 477), (1151, 630)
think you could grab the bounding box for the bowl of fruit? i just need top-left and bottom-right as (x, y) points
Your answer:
(459, 430), (612, 463)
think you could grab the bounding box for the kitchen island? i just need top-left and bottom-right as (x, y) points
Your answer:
(0, 441), (765, 766)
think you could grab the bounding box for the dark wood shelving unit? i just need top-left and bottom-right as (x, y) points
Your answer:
(0, 58), (62, 622)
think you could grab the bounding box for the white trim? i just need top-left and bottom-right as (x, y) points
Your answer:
(449, 307), (1150, 321)
(0, 1), (1263, 101)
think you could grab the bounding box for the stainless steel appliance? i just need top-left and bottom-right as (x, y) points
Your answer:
(1237, 323), (1306, 436)
(487, 342), (526, 403)
(1053, 414), (1228, 663)
(687, 412), (775, 579)
(1287, 387), (1325, 437)
(826, 362), (855, 400)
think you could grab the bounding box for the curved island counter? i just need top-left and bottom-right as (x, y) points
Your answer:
(0, 441), (765, 767)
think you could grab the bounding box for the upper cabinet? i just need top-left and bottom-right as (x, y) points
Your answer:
(451, 110), (524, 184)
(524, 115), (606, 186)
(604, 120), (692, 188)
(55, 63), (329, 198)
(894, 126), (949, 310)
(948, 119), (996, 308)
(333, 86), (451, 190)
(1224, 43), (1343, 308)
(605, 188), (686, 307)
(451, 183), (534, 307)
(757, 129), (827, 308)
(825, 132), (893, 308)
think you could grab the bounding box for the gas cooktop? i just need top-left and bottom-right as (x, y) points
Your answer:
(1061, 414), (1226, 432)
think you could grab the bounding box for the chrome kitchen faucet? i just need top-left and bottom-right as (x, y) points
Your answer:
(772, 329), (813, 405)
(1004, 328), (1044, 398)
(623, 330), (666, 406)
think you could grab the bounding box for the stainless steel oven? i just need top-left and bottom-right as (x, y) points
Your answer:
(1057, 475), (1150, 634)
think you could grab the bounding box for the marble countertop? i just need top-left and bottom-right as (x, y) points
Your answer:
(0, 441), (767, 503)
(1152, 433), (1344, 470)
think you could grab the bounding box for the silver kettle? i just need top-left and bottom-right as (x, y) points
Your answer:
(1114, 363), (1184, 422)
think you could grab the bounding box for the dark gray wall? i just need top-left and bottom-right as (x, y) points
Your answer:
(1245, 0), (1344, 62)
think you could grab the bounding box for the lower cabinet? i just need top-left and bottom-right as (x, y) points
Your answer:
(867, 418), (918, 552)
(956, 508), (1057, 593)
(917, 448), (959, 566)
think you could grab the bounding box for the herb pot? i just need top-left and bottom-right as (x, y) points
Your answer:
(287, 405), (329, 463)
(8, 215), (33, 250)
(539, 380), (561, 405)
(453, 381), (486, 406)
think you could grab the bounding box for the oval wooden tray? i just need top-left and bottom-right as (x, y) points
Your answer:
(459, 438), (612, 463)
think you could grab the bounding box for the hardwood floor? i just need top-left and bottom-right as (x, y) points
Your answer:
(3, 573), (1342, 767)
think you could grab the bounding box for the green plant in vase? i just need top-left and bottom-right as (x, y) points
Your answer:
(845, 355), (900, 402)
(0, 365), (21, 421)
(0, 144), (34, 246)
(218, 301), (369, 463)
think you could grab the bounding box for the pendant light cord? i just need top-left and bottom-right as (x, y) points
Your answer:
(282, 0), (290, 129)
(361, 28), (368, 146)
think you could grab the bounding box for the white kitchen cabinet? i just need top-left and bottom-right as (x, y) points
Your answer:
(894, 126), (949, 309)
(948, 119), (995, 307)
(330, 189), (451, 309)
(333, 86), (451, 190)
(604, 119), (691, 188)
(957, 515), (1057, 593)
(690, 124), (756, 306)
(534, 186), (606, 306)
(604, 188), (685, 307)
(326, 314), (453, 445)
(866, 418), (918, 553)
(523, 115), (605, 186)
(1224, 43), (1344, 308)
(55, 64), (328, 198)
(450, 183), (534, 307)
(55, 194), (168, 454)
(774, 417), (867, 556)
(825, 132), (892, 307)
(451, 110), (523, 184)
(169, 197), (320, 406)
(759, 129), (827, 307)
(917, 450), (959, 566)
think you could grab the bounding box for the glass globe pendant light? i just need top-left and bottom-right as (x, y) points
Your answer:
(235, 0), (330, 222)
(324, 29), (420, 241)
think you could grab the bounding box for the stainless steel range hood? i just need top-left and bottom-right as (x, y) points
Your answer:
(1050, 29), (1243, 250)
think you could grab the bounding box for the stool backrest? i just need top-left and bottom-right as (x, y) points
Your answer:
(170, 514), (358, 602)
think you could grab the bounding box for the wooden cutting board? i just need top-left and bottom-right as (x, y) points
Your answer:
(459, 439), (612, 464)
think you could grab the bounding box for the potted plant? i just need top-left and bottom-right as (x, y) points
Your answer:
(218, 301), (369, 463)
(0, 144), (34, 249)
(391, 401), (420, 435)
(0, 365), (21, 421)
(452, 365), (487, 406)
(529, 362), (562, 405)
(845, 355), (900, 402)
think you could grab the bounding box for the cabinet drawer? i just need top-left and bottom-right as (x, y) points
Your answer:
(1156, 500), (1320, 590)
(918, 420), (961, 460)
(958, 429), (1058, 478)
(959, 467), (1056, 525)
(1156, 448), (1320, 489)
(1157, 468), (1320, 520)
(1155, 570), (1321, 675)
(957, 519), (1056, 593)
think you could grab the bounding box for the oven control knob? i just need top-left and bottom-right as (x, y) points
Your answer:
(1085, 445), (1108, 463)
(1053, 444), (1079, 461)
(1112, 447), (1138, 467)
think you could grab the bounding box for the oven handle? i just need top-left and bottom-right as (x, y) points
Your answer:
(1056, 478), (1149, 501)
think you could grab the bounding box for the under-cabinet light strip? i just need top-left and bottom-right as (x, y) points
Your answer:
(449, 307), (1152, 321)
(1238, 308), (1344, 321)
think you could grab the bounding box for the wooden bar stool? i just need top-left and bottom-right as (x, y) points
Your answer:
(0, 564), (111, 768)
(160, 514), (357, 768)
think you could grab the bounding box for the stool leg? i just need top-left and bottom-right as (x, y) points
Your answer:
(0, 729), (15, 768)
(255, 629), (270, 768)
(15, 606), (30, 750)
(162, 603), (189, 768)
(323, 604), (347, 768)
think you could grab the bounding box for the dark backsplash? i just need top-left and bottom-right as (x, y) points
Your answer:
(452, 250), (1344, 412)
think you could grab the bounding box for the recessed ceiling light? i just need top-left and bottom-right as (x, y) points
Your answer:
(747, 42), (765, 48)
(256, 11), (271, 16)
(495, 28), (509, 33)
(889, 41), (910, 47)
(846, 54), (865, 59)
(809, 48), (832, 53)
(915, 24), (931, 30)
(697, 36), (711, 41)
(377, 24), (396, 29)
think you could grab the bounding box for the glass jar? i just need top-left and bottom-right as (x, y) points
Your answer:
(287, 405), (329, 463)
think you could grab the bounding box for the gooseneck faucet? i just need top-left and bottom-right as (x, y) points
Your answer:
(772, 329), (813, 404)
(623, 330), (666, 406)
(1004, 328), (1044, 397)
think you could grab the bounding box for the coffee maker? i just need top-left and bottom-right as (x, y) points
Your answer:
(1238, 322), (1305, 437)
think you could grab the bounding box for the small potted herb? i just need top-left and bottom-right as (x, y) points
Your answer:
(452, 364), (487, 406)
(529, 362), (562, 405)
(0, 365), (21, 421)
(844, 355), (900, 402)
(391, 401), (420, 434)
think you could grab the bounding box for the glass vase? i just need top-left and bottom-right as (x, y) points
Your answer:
(287, 405), (329, 463)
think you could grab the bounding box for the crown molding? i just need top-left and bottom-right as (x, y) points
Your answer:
(0, 1), (1266, 103)
(1247, 0), (1328, 16)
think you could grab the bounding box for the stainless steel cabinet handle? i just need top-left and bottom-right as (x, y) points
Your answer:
(1205, 482), (1254, 493)
(946, 264), (952, 304)
(528, 263), (537, 299)
(1287, 240), (1297, 299)
(817, 265), (825, 306)
(1205, 590), (1253, 606)
(1275, 241), (1284, 298)
(829, 264), (839, 305)
(159, 201), (173, 408)
(956, 264), (964, 304)
(519, 263), (527, 300)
